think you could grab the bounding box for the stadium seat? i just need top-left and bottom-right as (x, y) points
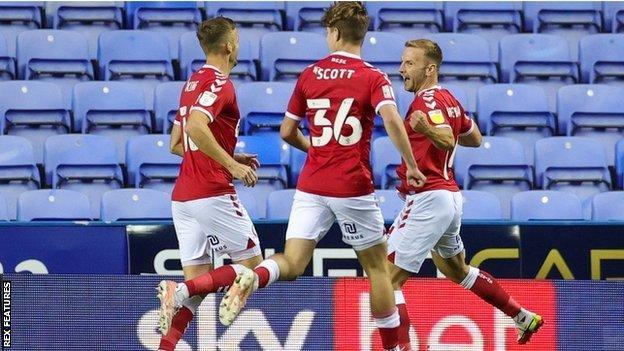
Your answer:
(44, 134), (124, 219)
(617, 140), (624, 189)
(395, 87), (414, 118)
(266, 189), (295, 220)
(372, 136), (401, 189)
(442, 83), (472, 117)
(100, 188), (172, 221)
(444, 2), (523, 61)
(260, 32), (327, 81)
(366, 1), (444, 36)
(288, 146), (307, 187)
(477, 84), (555, 163)
(0, 136), (40, 220)
(126, 1), (201, 59)
(375, 189), (404, 222)
(499, 34), (578, 113)
(523, 2), (602, 58)
(579, 34), (624, 85)
(155, 81), (184, 134)
(0, 81), (71, 164)
(17, 30), (93, 105)
(591, 191), (624, 221)
(604, 1), (624, 33)
(424, 33), (497, 114)
(534, 137), (611, 206)
(0, 2), (43, 57)
(460, 190), (503, 220)
(48, 2), (124, 60)
(455, 137), (532, 218)
(510, 190), (584, 221)
(179, 31), (256, 84)
(205, 1), (284, 60)
(234, 188), (261, 220)
(126, 135), (181, 193)
(557, 85), (624, 167)
(0, 34), (15, 80)
(73, 82), (151, 163)
(0, 193), (8, 221)
(362, 32), (406, 87)
(237, 82), (294, 135)
(285, 1), (332, 33)
(17, 189), (91, 221)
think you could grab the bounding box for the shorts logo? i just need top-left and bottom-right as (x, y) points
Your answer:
(199, 91), (218, 107)
(208, 235), (219, 246)
(428, 109), (445, 124)
(343, 222), (357, 235)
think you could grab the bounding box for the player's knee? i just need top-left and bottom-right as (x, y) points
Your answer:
(445, 262), (470, 284)
(282, 255), (306, 280)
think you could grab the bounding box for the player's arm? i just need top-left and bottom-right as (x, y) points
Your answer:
(379, 104), (426, 187)
(169, 124), (184, 157)
(409, 110), (455, 151)
(185, 111), (258, 186)
(458, 121), (482, 147)
(280, 117), (310, 152)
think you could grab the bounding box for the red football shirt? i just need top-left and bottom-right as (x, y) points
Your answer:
(396, 85), (475, 195)
(286, 51), (398, 197)
(172, 65), (240, 201)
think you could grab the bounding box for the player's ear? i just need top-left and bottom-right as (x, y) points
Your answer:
(225, 40), (233, 55)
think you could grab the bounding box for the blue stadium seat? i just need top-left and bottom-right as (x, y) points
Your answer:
(260, 32), (327, 81)
(0, 33), (15, 80)
(48, 2), (123, 60)
(591, 192), (624, 221)
(362, 32), (406, 86)
(126, 1), (201, 60)
(395, 87), (414, 118)
(100, 188), (172, 221)
(44, 134), (123, 219)
(235, 135), (289, 217)
(179, 32), (255, 84)
(477, 84), (555, 163)
(73, 82), (151, 163)
(460, 190), (503, 220)
(237, 82), (294, 135)
(523, 2), (602, 58)
(0, 193), (8, 221)
(285, 1), (332, 33)
(375, 190), (404, 222)
(617, 140), (624, 189)
(205, 1), (284, 60)
(17, 30), (93, 105)
(372, 136), (401, 189)
(155, 81), (184, 134)
(604, 1), (624, 33)
(534, 137), (611, 207)
(288, 146), (307, 187)
(126, 135), (181, 194)
(17, 189), (91, 221)
(0, 2), (43, 57)
(266, 189), (295, 220)
(455, 137), (532, 218)
(0, 81), (70, 164)
(499, 34), (578, 113)
(580, 34), (624, 86)
(558, 85), (624, 167)
(424, 33), (497, 114)
(366, 1), (444, 36)
(0, 136), (40, 220)
(510, 190), (584, 221)
(234, 188), (261, 220)
(442, 83), (472, 117)
(444, 2), (523, 61)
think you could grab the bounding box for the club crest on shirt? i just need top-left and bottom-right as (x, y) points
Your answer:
(199, 91), (218, 107)
(382, 85), (395, 99)
(428, 109), (445, 124)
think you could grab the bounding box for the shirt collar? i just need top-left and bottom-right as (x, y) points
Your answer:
(202, 64), (223, 74)
(330, 51), (362, 60)
(416, 84), (441, 96)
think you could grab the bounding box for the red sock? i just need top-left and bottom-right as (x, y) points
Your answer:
(254, 266), (270, 288)
(396, 303), (411, 349)
(470, 270), (521, 317)
(375, 310), (400, 350)
(158, 306), (193, 351)
(185, 265), (237, 296)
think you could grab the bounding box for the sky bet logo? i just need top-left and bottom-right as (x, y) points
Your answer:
(2, 280), (11, 349)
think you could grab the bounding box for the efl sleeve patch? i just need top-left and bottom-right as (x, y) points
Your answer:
(198, 91), (218, 107)
(428, 109), (445, 124)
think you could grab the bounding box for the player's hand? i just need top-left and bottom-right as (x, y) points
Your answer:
(409, 110), (432, 134)
(234, 153), (260, 170)
(406, 166), (427, 188)
(229, 162), (258, 187)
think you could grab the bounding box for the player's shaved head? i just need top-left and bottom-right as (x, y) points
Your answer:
(196, 17), (236, 55)
(321, 1), (369, 45)
(405, 39), (443, 72)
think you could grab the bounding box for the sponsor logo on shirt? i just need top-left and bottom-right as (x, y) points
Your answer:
(185, 81), (198, 92)
(428, 109), (445, 124)
(382, 85), (395, 99)
(199, 91), (217, 107)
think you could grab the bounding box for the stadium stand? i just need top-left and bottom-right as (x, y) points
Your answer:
(0, 1), (43, 57)
(237, 81), (294, 135)
(154, 81), (185, 134)
(285, 1), (332, 33)
(0, 135), (40, 220)
(579, 34), (624, 85)
(460, 190), (504, 220)
(266, 188), (295, 220)
(100, 188), (172, 221)
(590, 191), (624, 221)
(17, 189), (91, 221)
(126, 135), (181, 194)
(371, 136), (401, 189)
(510, 190), (584, 221)
(375, 189), (405, 222)
(366, 1), (444, 36)
(260, 31), (327, 81)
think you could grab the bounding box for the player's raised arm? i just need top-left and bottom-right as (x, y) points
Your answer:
(408, 109), (455, 151)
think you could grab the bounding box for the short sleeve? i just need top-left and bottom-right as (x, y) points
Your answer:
(370, 72), (397, 115)
(459, 113), (475, 137)
(189, 78), (230, 123)
(285, 76), (306, 122)
(173, 110), (181, 126)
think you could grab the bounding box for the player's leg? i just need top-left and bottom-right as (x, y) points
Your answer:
(387, 262), (412, 351)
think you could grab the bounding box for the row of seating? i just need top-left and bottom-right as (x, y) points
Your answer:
(2, 133), (624, 219)
(4, 188), (623, 222)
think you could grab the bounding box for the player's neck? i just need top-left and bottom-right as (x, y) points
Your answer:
(415, 78), (439, 95)
(331, 43), (361, 58)
(204, 55), (231, 76)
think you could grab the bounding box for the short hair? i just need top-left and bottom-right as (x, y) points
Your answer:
(405, 39), (443, 70)
(321, 2), (369, 45)
(196, 17), (236, 55)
